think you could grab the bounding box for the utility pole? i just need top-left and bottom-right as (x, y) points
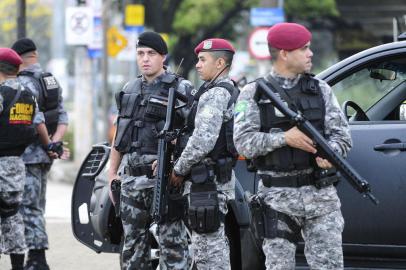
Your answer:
(17, 0), (26, 38)
(101, 0), (112, 142)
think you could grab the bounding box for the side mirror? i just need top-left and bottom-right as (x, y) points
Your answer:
(370, 68), (397, 81)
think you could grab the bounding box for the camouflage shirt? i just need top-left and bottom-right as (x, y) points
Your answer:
(173, 76), (235, 191)
(19, 63), (68, 164)
(233, 68), (352, 218)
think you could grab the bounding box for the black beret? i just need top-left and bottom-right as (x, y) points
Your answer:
(136, 31), (168, 55)
(11, 38), (37, 55)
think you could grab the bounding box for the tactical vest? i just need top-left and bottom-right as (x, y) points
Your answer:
(114, 73), (184, 155)
(0, 84), (36, 156)
(18, 71), (60, 135)
(186, 81), (239, 161)
(253, 75), (325, 171)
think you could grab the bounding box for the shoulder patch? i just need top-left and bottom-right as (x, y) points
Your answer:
(235, 100), (248, 113)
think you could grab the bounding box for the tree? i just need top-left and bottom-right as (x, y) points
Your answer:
(142, 0), (258, 77)
(0, 0), (52, 61)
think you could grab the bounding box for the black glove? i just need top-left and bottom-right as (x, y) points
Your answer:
(44, 141), (64, 158)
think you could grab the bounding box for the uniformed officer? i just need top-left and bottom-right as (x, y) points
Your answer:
(0, 48), (36, 270)
(11, 38), (69, 270)
(170, 38), (239, 270)
(108, 31), (192, 270)
(233, 23), (352, 269)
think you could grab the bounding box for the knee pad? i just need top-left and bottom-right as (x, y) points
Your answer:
(0, 197), (20, 218)
(188, 182), (221, 233)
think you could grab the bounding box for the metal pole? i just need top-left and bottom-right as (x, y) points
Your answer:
(101, 0), (111, 142)
(17, 0), (26, 38)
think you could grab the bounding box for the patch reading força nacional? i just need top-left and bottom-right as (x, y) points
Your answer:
(9, 102), (33, 124)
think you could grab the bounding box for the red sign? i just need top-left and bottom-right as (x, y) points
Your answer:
(248, 27), (271, 60)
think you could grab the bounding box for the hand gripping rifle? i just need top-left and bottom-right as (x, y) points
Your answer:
(256, 78), (379, 205)
(151, 79), (189, 223)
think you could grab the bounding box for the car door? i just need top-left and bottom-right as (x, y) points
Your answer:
(317, 42), (406, 258)
(71, 143), (123, 253)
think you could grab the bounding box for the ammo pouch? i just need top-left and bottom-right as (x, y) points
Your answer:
(188, 182), (221, 233)
(314, 168), (340, 189)
(249, 197), (300, 244)
(144, 95), (168, 120)
(110, 179), (121, 218)
(166, 185), (187, 222)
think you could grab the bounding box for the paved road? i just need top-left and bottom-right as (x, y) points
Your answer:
(0, 180), (120, 270)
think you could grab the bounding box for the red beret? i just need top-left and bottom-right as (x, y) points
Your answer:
(0, 48), (23, 66)
(194, 38), (235, 55)
(267, 23), (312, 51)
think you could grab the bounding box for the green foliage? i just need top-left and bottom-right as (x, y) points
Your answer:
(173, 0), (258, 34)
(0, 0), (51, 46)
(284, 0), (339, 20)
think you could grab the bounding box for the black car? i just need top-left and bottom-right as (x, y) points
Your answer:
(71, 40), (406, 269)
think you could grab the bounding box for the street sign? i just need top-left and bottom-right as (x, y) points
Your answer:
(107, 27), (128, 57)
(125, 4), (145, 26)
(65, 7), (93, 45)
(248, 27), (271, 60)
(250, 7), (284, 26)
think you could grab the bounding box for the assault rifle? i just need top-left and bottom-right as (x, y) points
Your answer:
(151, 77), (188, 223)
(256, 78), (379, 205)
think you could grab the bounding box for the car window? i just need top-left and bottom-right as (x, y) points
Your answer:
(331, 58), (406, 118)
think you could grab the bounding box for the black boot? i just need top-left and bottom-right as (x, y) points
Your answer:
(24, 249), (50, 270)
(10, 253), (24, 270)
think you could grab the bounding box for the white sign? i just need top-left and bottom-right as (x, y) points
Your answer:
(248, 27), (271, 60)
(65, 7), (94, 45)
(116, 30), (139, 62)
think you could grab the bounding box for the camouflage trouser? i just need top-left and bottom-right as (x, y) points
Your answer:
(0, 157), (27, 254)
(21, 163), (51, 250)
(262, 209), (344, 270)
(120, 185), (189, 270)
(189, 188), (233, 270)
(0, 191), (26, 254)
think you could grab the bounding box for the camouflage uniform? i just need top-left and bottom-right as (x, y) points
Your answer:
(18, 63), (68, 250)
(233, 69), (352, 269)
(118, 73), (191, 270)
(0, 78), (31, 255)
(174, 76), (236, 270)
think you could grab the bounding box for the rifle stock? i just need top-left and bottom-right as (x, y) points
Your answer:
(256, 78), (379, 205)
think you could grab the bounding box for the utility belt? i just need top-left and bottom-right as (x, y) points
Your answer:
(124, 164), (153, 178)
(260, 168), (340, 189)
(189, 157), (234, 185)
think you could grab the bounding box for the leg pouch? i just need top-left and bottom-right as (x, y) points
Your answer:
(188, 182), (220, 233)
(166, 185), (187, 222)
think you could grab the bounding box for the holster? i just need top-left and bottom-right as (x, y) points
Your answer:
(190, 163), (215, 184)
(110, 179), (121, 218)
(249, 196), (300, 244)
(188, 182), (221, 233)
(166, 185), (187, 222)
(214, 157), (234, 184)
(190, 158), (233, 184)
(314, 168), (340, 189)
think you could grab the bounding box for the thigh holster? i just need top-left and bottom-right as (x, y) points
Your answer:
(249, 197), (301, 244)
(0, 195), (20, 218)
(188, 182), (221, 234)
